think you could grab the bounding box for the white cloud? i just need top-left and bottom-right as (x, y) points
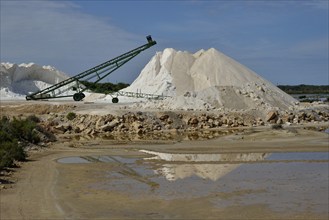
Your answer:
(0, 0), (146, 79)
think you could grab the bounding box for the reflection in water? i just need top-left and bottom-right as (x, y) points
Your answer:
(140, 150), (269, 181)
(157, 164), (240, 181)
(140, 150), (268, 162)
(72, 129), (239, 142)
(57, 151), (329, 216)
(57, 156), (91, 164)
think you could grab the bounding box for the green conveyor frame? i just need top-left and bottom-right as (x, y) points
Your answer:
(26, 36), (156, 101)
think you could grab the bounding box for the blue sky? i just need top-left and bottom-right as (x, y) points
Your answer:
(1, 0), (328, 85)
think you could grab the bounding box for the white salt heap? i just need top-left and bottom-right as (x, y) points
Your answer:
(125, 48), (297, 112)
(1, 48), (297, 114)
(1, 62), (68, 98)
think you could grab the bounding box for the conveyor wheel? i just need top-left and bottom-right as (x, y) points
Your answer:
(112, 97), (119, 103)
(73, 92), (85, 101)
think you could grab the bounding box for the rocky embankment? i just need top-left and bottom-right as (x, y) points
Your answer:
(1, 103), (328, 141)
(45, 108), (329, 137)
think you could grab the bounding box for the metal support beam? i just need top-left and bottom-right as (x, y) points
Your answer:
(26, 36), (156, 101)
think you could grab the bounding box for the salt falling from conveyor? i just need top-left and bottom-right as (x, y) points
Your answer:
(123, 48), (297, 111)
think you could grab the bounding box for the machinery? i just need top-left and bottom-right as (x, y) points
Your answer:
(26, 36), (156, 102)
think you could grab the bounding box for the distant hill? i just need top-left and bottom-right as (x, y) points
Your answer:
(278, 85), (329, 94)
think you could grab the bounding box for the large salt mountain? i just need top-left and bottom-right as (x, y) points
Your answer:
(1, 63), (68, 98)
(124, 48), (297, 111)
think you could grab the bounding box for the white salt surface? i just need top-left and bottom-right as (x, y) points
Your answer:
(132, 95), (215, 111)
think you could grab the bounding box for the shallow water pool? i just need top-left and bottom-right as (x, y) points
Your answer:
(56, 150), (329, 218)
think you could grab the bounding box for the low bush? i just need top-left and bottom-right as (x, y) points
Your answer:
(66, 112), (76, 120)
(9, 117), (40, 143)
(0, 116), (40, 170)
(27, 114), (41, 123)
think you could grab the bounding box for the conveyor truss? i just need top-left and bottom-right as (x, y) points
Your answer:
(26, 36), (162, 103)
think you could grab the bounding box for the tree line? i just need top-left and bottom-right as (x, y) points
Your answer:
(278, 84), (329, 94)
(81, 81), (129, 94)
(81, 81), (329, 95)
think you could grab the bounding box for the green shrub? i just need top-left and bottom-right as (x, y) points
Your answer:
(27, 115), (40, 123)
(0, 140), (26, 169)
(0, 116), (39, 170)
(10, 117), (40, 143)
(66, 112), (76, 120)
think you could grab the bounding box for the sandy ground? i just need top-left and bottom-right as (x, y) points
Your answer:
(1, 126), (328, 220)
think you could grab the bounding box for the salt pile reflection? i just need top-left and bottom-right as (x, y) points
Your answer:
(140, 150), (269, 181)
